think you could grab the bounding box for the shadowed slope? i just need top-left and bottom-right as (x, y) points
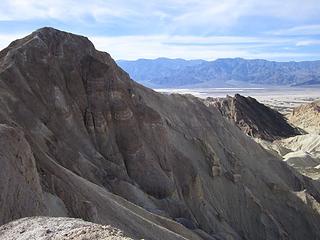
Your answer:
(207, 94), (300, 141)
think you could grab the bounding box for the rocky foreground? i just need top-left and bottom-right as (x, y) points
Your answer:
(0, 217), (133, 240)
(1, 27), (320, 240)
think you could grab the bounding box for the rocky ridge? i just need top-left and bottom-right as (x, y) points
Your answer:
(0, 27), (320, 240)
(205, 94), (300, 141)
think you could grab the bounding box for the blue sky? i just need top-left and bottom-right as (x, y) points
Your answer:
(0, 0), (320, 61)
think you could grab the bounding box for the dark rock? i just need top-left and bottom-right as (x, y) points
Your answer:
(207, 94), (300, 140)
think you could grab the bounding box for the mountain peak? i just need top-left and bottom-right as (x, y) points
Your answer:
(0, 26), (100, 71)
(30, 27), (93, 49)
(34, 26), (62, 34)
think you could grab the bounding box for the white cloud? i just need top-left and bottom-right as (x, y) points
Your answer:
(1, 0), (320, 32)
(249, 0), (320, 20)
(0, 33), (28, 51)
(0, 32), (317, 61)
(0, 0), (136, 22)
(1, 0), (319, 61)
(89, 35), (318, 61)
(162, 35), (292, 45)
(296, 40), (320, 46)
(271, 24), (320, 36)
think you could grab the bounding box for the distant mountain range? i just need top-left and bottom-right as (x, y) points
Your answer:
(117, 58), (320, 88)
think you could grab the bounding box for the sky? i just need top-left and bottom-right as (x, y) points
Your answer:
(0, 0), (320, 61)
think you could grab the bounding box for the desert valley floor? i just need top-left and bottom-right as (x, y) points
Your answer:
(156, 87), (320, 114)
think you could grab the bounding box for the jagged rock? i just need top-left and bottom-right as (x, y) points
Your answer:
(0, 28), (320, 240)
(0, 217), (134, 240)
(211, 165), (221, 177)
(258, 133), (320, 179)
(288, 100), (320, 134)
(295, 190), (320, 215)
(206, 94), (300, 141)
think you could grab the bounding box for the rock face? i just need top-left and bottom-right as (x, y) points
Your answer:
(207, 94), (300, 141)
(288, 100), (320, 134)
(0, 217), (133, 240)
(1, 27), (320, 240)
(0, 124), (47, 225)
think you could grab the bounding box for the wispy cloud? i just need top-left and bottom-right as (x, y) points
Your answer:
(270, 24), (320, 36)
(0, 33), (28, 50)
(0, 32), (318, 61)
(0, 0), (319, 61)
(1, 0), (320, 31)
(0, 0), (140, 23)
(90, 35), (320, 61)
(296, 40), (320, 46)
(162, 35), (293, 46)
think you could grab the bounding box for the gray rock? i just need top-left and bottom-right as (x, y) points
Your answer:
(206, 94), (301, 140)
(0, 217), (134, 240)
(0, 27), (320, 240)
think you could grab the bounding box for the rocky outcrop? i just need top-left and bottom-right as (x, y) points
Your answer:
(257, 134), (320, 179)
(0, 27), (320, 240)
(0, 217), (133, 240)
(288, 100), (320, 133)
(207, 94), (300, 141)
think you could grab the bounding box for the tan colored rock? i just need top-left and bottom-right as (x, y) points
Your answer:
(288, 100), (320, 133)
(258, 134), (320, 179)
(0, 217), (134, 240)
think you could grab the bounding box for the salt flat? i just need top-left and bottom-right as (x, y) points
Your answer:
(155, 87), (320, 114)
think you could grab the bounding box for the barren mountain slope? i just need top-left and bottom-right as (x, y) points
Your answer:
(206, 94), (300, 141)
(0, 28), (320, 240)
(0, 124), (46, 223)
